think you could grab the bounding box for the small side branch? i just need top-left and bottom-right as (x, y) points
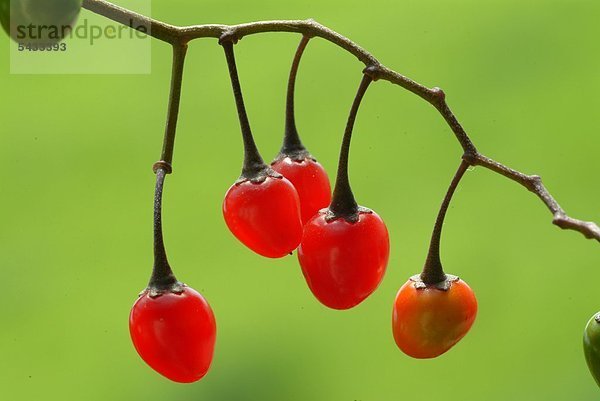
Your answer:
(469, 153), (600, 242)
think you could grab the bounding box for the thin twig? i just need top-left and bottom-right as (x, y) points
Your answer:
(469, 154), (600, 241)
(81, 0), (600, 243)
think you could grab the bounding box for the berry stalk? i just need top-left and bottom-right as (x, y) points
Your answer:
(328, 73), (373, 221)
(279, 35), (311, 158)
(420, 160), (469, 285)
(221, 39), (269, 181)
(147, 167), (182, 295)
(146, 43), (188, 295)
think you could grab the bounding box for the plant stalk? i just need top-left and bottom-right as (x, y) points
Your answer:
(420, 160), (469, 284)
(328, 74), (373, 221)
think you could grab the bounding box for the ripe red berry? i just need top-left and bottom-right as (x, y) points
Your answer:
(129, 286), (217, 383)
(392, 276), (477, 358)
(298, 209), (390, 309)
(220, 40), (303, 257)
(295, 73), (387, 309)
(223, 175), (303, 258)
(271, 156), (331, 224)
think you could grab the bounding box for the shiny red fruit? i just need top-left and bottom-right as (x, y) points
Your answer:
(129, 287), (217, 383)
(271, 157), (331, 224)
(392, 278), (477, 359)
(297, 210), (390, 309)
(223, 176), (303, 258)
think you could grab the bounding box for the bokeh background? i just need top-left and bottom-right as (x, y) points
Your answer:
(1, 0), (600, 400)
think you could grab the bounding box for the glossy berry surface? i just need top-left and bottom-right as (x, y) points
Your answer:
(223, 176), (303, 258)
(129, 287), (217, 383)
(271, 156), (331, 224)
(583, 313), (600, 387)
(392, 278), (477, 359)
(297, 210), (389, 309)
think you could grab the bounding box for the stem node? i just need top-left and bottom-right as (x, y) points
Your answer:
(219, 31), (239, 45)
(461, 151), (477, 165)
(431, 86), (446, 103)
(152, 160), (173, 174)
(363, 65), (382, 81)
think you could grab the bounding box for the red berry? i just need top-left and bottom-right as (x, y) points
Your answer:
(297, 209), (390, 309)
(271, 156), (331, 224)
(392, 277), (477, 358)
(223, 176), (303, 258)
(129, 286), (217, 383)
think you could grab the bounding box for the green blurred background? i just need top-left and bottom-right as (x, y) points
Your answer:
(1, 0), (599, 400)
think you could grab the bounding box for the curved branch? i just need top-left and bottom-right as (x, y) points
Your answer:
(81, 0), (599, 243)
(81, 0), (471, 151)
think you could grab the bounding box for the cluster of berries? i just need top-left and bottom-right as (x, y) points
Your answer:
(128, 38), (477, 383)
